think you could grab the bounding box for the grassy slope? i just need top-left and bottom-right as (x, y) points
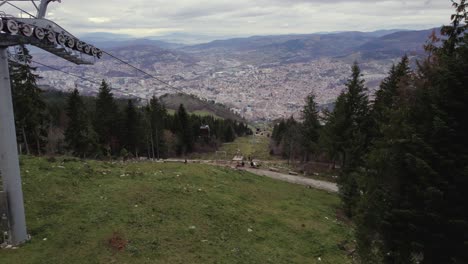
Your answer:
(0, 157), (353, 264)
(193, 135), (274, 161)
(160, 93), (243, 122)
(167, 109), (224, 120)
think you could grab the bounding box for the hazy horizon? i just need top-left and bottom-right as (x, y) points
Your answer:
(78, 27), (438, 45)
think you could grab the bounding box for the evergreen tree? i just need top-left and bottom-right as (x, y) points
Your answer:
(280, 116), (301, 163)
(64, 89), (97, 158)
(322, 62), (370, 216)
(123, 100), (142, 157)
(370, 55), (412, 139)
(94, 80), (119, 156)
(10, 45), (49, 155)
(146, 96), (167, 159)
(214, 119), (226, 141)
(272, 119), (287, 145)
(175, 104), (193, 155)
(320, 92), (347, 167)
(341, 62), (370, 170)
(301, 93), (321, 161)
(223, 124), (235, 142)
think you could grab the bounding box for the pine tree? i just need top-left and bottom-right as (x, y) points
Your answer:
(272, 119), (287, 145)
(370, 55), (412, 139)
(10, 45), (49, 155)
(342, 63), (370, 170)
(94, 80), (119, 156)
(64, 89), (97, 158)
(280, 116), (301, 163)
(322, 62), (370, 216)
(175, 104), (193, 155)
(320, 92), (348, 167)
(123, 100), (142, 157)
(223, 124), (235, 142)
(301, 93), (321, 161)
(146, 96), (167, 159)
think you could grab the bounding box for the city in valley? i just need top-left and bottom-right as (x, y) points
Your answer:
(35, 29), (429, 121)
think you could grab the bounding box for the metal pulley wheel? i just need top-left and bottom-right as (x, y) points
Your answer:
(83, 44), (91, 54)
(91, 47), (98, 56)
(66, 37), (75, 49)
(46, 30), (56, 44)
(19, 23), (33, 37)
(76, 41), (85, 51)
(4, 19), (19, 34)
(56, 33), (66, 46)
(97, 50), (103, 59)
(34, 27), (45, 40)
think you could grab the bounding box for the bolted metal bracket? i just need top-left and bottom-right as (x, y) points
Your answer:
(1, 17), (103, 64)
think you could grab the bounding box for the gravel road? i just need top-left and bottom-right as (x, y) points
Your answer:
(163, 159), (338, 193)
(242, 168), (338, 193)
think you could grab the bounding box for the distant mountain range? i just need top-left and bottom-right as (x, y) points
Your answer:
(180, 28), (436, 63)
(35, 28), (440, 121)
(74, 28), (438, 66)
(35, 28), (437, 63)
(79, 32), (242, 47)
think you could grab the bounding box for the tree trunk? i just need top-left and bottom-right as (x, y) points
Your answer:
(36, 138), (41, 156)
(22, 127), (30, 155)
(146, 136), (151, 159)
(341, 151), (346, 169)
(150, 129), (155, 160)
(155, 128), (160, 160)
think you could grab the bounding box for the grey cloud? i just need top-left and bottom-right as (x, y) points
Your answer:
(168, 5), (238, 19)
(0, 0), (456, 38)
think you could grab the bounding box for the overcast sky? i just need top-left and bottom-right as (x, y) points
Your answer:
(2, 0), (455, 37)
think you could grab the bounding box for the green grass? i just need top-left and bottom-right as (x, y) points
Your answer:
(193, 135), (275, 161)
(0, 156), (353, 264)
(192, 110), (223, 119)
(166, 109), (223, 120)
(160, 93), (244, 122)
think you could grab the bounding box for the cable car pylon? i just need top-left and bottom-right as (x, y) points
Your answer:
(0, 0), (102, 246)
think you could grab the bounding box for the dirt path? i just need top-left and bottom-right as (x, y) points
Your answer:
(241, 168), (338, 193)
(163, 159), (338, 193)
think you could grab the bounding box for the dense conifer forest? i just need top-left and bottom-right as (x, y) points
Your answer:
(271, 2), (468, 262)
